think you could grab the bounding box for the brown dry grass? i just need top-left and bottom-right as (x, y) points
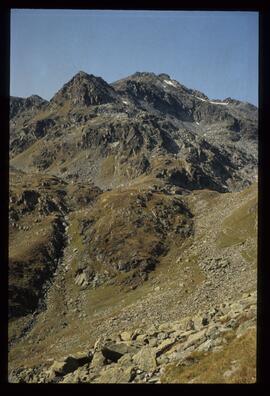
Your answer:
(161, 327), (256, 383)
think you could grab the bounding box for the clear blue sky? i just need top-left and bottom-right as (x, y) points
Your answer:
(11, 10), (258, 105)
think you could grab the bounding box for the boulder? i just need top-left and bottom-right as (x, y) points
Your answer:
(120, 331), (133, 342)
(196, 339), (213, 352)
(60, 365), (90, 383)
(168, 346), (196, 365)
(182, 329), (207, 350)
(155, 338), (177, 357)
(157, 332), (169, 340)
(132, 346), (157, 372)
(47, 353), (92, 379)
(135, 334), (149, 343)
(93, 365), (136, 384)
(131, 328), (144, 340)
(156, 354), (170, 365)
(101, 342), (138, 362)
(117, 353), (134, 367)
(148, 338), (158, 348)
(91, 351), (106, 369)
(205, 325), (221, 340)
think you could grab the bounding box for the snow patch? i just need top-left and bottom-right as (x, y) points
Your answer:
(122, 100), (129, 105)
(195, 96), (228, 105)
(164, 80), (178, 88)
(209, 101), (228, 106)
(195, 96), (207, 102)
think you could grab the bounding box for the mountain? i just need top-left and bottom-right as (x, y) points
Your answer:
(10, 71), (257, 192)
(50, 71), (119, 107)
(10, 95), (48, 118)
(9, 71), (258, 383)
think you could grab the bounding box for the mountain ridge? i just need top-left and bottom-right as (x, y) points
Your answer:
(10, 70), (257, 193)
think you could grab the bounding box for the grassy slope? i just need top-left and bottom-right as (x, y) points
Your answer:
(161, 327), (256, 383)
(8, 176), (257, 381)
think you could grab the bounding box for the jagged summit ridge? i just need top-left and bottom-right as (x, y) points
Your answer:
(10, 70), (258, 192)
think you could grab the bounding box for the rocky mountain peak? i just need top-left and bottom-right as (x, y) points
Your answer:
(28, 94), (45, 101)
(50, 70), (117, 107)
(113, 71), (174, 87)
(74, 70), (90, 78)
(158, 73), (171, 80)
(132, 71), (157, 78)
(10, 95), (48, 119)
